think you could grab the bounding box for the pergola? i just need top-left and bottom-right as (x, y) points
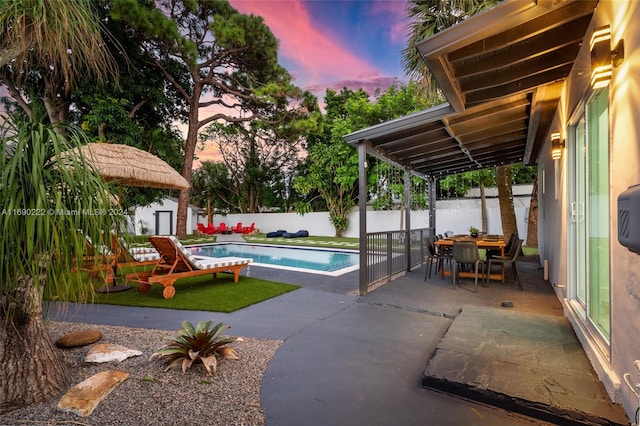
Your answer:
(343, 0), (597, 294)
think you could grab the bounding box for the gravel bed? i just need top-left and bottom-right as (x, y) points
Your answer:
(0, 321), (282, 426)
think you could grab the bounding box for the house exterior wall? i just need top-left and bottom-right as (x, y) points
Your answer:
(538, 0), (640, 418)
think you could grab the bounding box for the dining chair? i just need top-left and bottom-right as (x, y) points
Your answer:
(423, 237), (450, 280)
(452, 240), (484, 292)
(486, 239), (524, 290)
(486, 232), (518, 261)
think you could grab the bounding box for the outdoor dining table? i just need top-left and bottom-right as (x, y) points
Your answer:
(435, 235), (506, 283)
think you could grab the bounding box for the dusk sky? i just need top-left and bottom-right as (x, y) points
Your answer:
(0, 1), (414, 167)
(229, 0), (411, 99)
(194, 0), (412, 165)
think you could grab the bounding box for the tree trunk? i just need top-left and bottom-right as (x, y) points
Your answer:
(43, 75), (70, 129)
(207, 196), (213, 225)
(176, 99), (200, 238)
(526, 172), (539, 247)
(496, 165), (518, 239)
(0, 45), (26, 68)
(479, 183), (488, 233)
(248, 182), (257, 213)
(0, 275), (69, 413)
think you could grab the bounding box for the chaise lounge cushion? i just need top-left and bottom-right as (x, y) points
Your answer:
(167, 236), (251, 270)
(129, 248), (161, 263)
(135, 236), (253, 299)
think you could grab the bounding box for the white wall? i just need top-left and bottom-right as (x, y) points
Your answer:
(209, 210), (431, 238)
(435, 193), (531, 238)
(206, 188), (531, 240)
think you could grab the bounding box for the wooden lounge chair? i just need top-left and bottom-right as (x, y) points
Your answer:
(110, 234), (159, 265)
(79, 233), (157, 287)
(95, 234), (161, 287)
(129, 236), (252, 299)
(77, 233), (114, 272)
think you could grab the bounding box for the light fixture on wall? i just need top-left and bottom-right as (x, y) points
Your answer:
(590, 25), (624, 89)
(551, 132), (564, 160)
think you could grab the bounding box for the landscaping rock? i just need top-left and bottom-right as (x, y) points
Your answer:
(84, 343), (142, 363)
(58, 370), (129, 417)
(55, 330), (103, 349)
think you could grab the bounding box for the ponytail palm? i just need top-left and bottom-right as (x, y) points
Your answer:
(0, 119), (123, 413)
(0, 0), (118, 125)
(0, 0), (117, 85)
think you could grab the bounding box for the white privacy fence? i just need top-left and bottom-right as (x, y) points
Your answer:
(194, 185), (532, 295)
(207, 191), (532, 239)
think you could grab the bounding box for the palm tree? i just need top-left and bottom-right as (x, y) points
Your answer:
(401, 0), (498, 100)
(402, 0), (522, 240)
(0, 0), (121, 412)
(0, 0), (118, 125)
(0, 120), (123, 412)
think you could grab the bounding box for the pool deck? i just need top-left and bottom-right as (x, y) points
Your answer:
(45, 239), (628, 425)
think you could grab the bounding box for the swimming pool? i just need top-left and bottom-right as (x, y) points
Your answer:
(189, 243), (359, 276)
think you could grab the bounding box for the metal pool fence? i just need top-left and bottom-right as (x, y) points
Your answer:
(362, 228), (431, 293)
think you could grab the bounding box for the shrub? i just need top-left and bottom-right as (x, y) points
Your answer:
(150, 320), (239, 376)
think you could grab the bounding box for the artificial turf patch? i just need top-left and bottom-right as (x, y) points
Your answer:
(79, 273), (300, 312)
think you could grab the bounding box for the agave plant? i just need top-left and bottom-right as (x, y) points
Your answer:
(150, 320), (240, 376)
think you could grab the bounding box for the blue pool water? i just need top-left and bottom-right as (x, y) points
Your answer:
(189, 243), (359, 275)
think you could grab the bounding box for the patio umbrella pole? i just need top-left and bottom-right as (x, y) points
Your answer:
(95, 262), (133, 294)
(97, 189), (132, 294)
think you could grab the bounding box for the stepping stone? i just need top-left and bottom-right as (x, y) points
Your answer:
(58, 370), (129, 417)
(84, 344), (142, 363)
(55, 330), (103, 349)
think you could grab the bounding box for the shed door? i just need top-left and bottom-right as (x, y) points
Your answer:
(155, 211), (173, 235)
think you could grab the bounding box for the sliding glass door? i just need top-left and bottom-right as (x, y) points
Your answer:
(586, 89), (611, 340)
(569, 119), (587, 308)
(568, 88), (611, 344)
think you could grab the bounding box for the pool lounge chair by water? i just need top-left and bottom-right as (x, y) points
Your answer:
(128, 236), (252, 299)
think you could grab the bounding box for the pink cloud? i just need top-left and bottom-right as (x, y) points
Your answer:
(229, 0), (384, 88)
(193, 141), (222, 169)
(369, 0), (410, 44)
(306, 76), (399, 97)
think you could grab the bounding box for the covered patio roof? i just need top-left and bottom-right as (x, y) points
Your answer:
(344, 0), (596, 177)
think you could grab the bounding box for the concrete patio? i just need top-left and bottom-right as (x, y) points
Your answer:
(47, 254), (629, 425)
